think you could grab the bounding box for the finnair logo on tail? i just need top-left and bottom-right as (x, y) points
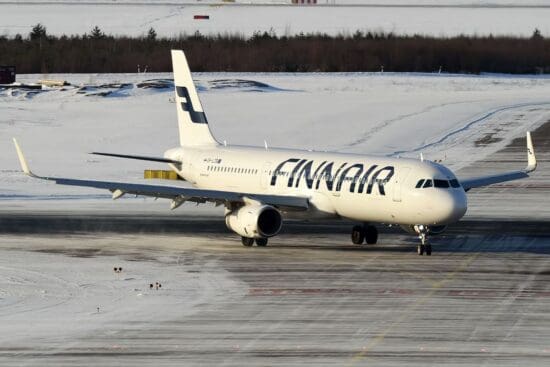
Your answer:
(176, 86), (208, 124)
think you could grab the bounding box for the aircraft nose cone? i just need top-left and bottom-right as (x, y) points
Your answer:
(447, 190), (467, 223)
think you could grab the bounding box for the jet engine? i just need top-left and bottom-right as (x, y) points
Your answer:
(400, 224), (448, 235)
(225, 204), (283, 238)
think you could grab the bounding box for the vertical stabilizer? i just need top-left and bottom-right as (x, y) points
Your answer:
(171, 50), (218, 147)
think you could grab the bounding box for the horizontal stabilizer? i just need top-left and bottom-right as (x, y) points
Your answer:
(91, 152), (180, 164)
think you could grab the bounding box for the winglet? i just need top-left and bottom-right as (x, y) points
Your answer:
(13, 138), (37, 177)
(526, 131), (537, 172)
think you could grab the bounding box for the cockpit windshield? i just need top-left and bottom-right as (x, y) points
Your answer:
(415, 178), (461, 189)
(434, 179), (449, 188)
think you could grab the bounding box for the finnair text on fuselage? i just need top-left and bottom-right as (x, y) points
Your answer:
(269, 158), (394, 195)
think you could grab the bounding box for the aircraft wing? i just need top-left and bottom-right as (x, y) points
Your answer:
(13, 139), (309, 211)
(459, 132), (537, 191)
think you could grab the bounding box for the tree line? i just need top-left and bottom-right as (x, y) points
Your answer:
(1, 24), (549, 74)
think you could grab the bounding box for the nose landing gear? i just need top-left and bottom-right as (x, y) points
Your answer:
(415, 225), (432, 256)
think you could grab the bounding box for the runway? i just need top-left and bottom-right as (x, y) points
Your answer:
(1, 219), (550, 366)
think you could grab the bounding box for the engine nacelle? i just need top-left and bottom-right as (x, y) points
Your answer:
(427, 225), (448, 235)
(400, 224), (448, 235)
(225, 204), (283, 238)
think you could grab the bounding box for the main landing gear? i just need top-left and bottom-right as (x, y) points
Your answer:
(416, 225), (432, 256)
(351, 224), (378, 245)
(241, 237), (268, 247)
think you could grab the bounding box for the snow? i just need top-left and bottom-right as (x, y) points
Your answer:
(1, 2), (550, 37)
(2, 71), (550, 212)
(3, 0), (550, 5)
(0, 234), (246, 348)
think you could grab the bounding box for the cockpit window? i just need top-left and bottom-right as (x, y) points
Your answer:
(423, 179), (433, 188)
(450, 179), (461, 188)
(415, 179), (425, 188)
(434, 179), (450, 188)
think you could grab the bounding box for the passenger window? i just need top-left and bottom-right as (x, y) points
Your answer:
(434, 179), (450, 188)
(415, 179), (425, 188)
(423, 179), (433, 188)
(450, 179), (460, 188)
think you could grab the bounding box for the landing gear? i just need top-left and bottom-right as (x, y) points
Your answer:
(364, 225), (378, 244)
(351, 224), (378, 245)
(241, 237), (268, 247)
(351, 225), (365, 244)
(416, 227), (432, 256)
(255, 238), (268, 247)
(241, 237), (254, 247)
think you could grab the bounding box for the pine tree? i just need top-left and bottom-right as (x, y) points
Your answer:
(29, 23), (47, 40)
(147, 27), (157, 41)
(90, 26), (105, 40)
(532, 28), (543, 41)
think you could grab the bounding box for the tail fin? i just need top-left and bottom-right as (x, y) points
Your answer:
(171, 50), (218, 147)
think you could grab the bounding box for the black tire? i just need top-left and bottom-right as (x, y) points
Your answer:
(364, 225), (378, 244)
(425, 244), (432, 256)
(255, 238), (268, 247)
(417, 244), (425, 255)
(241, 237), (254, 247)
(351, 225), (365, 245)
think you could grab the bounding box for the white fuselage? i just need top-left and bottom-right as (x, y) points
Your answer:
(165, 145), (468, 226)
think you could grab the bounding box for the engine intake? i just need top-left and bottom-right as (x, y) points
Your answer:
(225, 204), (283, 238)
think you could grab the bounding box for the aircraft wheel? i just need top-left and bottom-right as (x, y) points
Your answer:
(351, 225), (365, 244)
(241, 237), (254, 247)
(425, 244), (432, 256)
(417, 244), (425, 255)
(255, 238), (268, 247)
(364, 225), (378, 244)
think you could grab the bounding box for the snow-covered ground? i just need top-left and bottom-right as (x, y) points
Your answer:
(2, 72), (550, 214)
(3, 0), (550, 5)
(0, 234), (246, 349)
(1, 2), (550, 37)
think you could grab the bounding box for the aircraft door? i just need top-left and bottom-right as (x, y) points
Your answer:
(260, 162), (271, 189)
(393, 167), (411, 202)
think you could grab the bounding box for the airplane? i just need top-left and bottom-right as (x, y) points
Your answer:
(13, 50), (538, 256)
